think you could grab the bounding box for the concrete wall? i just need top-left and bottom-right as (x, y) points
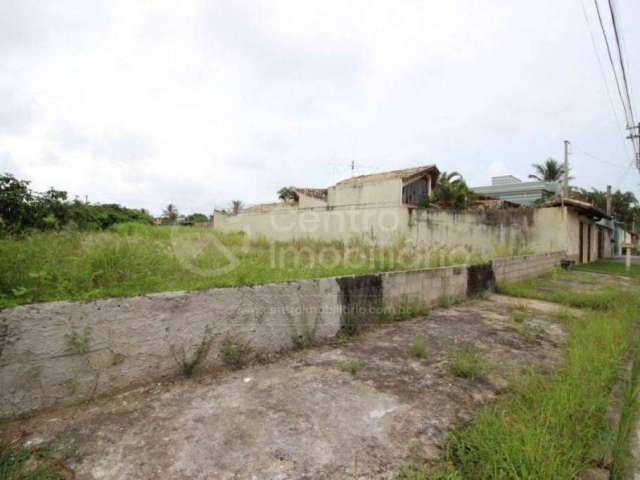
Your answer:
(216, 204), (411, 244)
(599, 227), (613, 259)
(327, 178), (403, 207)
(492, 251), (564, 283)
(408, 208), (569, 255)
(565, 210), (599, 263)
(0, 280), (342, 419)
(298, 194), (327, 208)
(216, 203), (574, 259)
(0, 252), (564, 419)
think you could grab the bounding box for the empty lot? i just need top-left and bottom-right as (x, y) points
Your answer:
(2, 293), (572, 479)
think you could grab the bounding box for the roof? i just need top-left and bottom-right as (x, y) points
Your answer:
(295, 188), (328, 200)
(474, 194), (522, 209)
(541, 198), (612, 220)
(336, 165), (439, 186)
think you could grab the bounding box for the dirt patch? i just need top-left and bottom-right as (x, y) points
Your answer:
(2, 298), (568, 479)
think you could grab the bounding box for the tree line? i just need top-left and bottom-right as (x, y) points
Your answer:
(0, 173), (153, 234)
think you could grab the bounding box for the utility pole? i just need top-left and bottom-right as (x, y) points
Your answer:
(563, 140), (570, 198)
(627, 123), (640, 173)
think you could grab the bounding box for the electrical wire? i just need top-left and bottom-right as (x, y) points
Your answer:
(592, 0), (632, 126)
(607, 0), (635, 126)
(578, 0), (632, 159)
(572, 143), (629, 169)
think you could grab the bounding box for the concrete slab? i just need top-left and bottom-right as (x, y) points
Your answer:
(2, 298), (568, 479)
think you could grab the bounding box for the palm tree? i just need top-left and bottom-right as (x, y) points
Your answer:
(431, 171), (474, 209)
(231, 200), (243, 215)
(528, 158), (569, 182)
(161, 203), (179, 224)
(277, 186), (299, 203)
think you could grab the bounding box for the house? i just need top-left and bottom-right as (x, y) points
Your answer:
(295, 165), (440, 208)
(539, 198), (611, 263)
(214, 165), (446, 246)
(213, 165), (606, 263)
(472, 175), (560, 206)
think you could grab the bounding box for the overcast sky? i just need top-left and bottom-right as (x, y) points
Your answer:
(1, 0), (639, 216)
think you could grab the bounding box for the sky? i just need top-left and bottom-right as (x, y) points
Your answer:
(1, 0), (639, 216)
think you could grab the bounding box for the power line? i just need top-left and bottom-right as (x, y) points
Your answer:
(591, 0), (639, 172)
(607, 0), (635, 126)
(592, 0), (632, 126)
(578, 0), (631, 158)
(572, 143), (628, 169)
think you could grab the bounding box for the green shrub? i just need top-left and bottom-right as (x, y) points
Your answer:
(448, 345), (484, 379)
(408, 335), (428, 359)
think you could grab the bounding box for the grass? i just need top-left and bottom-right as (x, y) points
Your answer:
(496, 269), (623, 311)
(574, 259), (640, 280)
(509, 304), (533, 324)
(220, 339), (249, 370)
(611, 340), (640, 479)
(339, 359), (362, 377)
(0, 442), (68, 479)
(447, 345), (484, 380)
(181, 328), (213, 377)
(425, 270), (640, 479)
(380, 296), (431, 323)
(408, 335), (428, 359)
(0, 224), (522, 309)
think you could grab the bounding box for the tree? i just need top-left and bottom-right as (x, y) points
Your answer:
(577, 187), (639, 231)
(161, 204), (179, 224)
(0, 173), (153, 234)
(528, 158), (570, 182)
(429, 171), (475, 209)
(183, 213), (209, 225)
(0, 173), (35, 232)
(277, 186), (299, 203)
(231, 200), (244, 215)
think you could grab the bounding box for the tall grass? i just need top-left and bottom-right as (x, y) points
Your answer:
(611, 339), (640, 479)
(0, 225), (523, 308)
(429, 271), (640, 479)
(443, 305), (635, 479)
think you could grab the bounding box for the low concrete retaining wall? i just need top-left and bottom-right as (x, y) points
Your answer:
(492, 251), (564, 283)
(0, 252), (564, 418)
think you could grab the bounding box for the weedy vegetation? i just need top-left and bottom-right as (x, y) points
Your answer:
(339, 359), (362, 377)
(509, 304), (533, 324)
(220, 338), (251, 370)
(447, 345), (484, 380)
(0, 441), (69, 480)
(574, 260), (640, 280)
(181, 327), (213, 377)
(408, 335), (428, 360)
(379, 296), (431, 323)
(422, 265), (640, 479)
(0, 225), (524, 309)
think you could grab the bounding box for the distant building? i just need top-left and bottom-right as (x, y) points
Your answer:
(472, 176), (560, 206)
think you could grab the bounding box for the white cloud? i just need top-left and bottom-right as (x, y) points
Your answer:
(1, 0), (638, 215)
